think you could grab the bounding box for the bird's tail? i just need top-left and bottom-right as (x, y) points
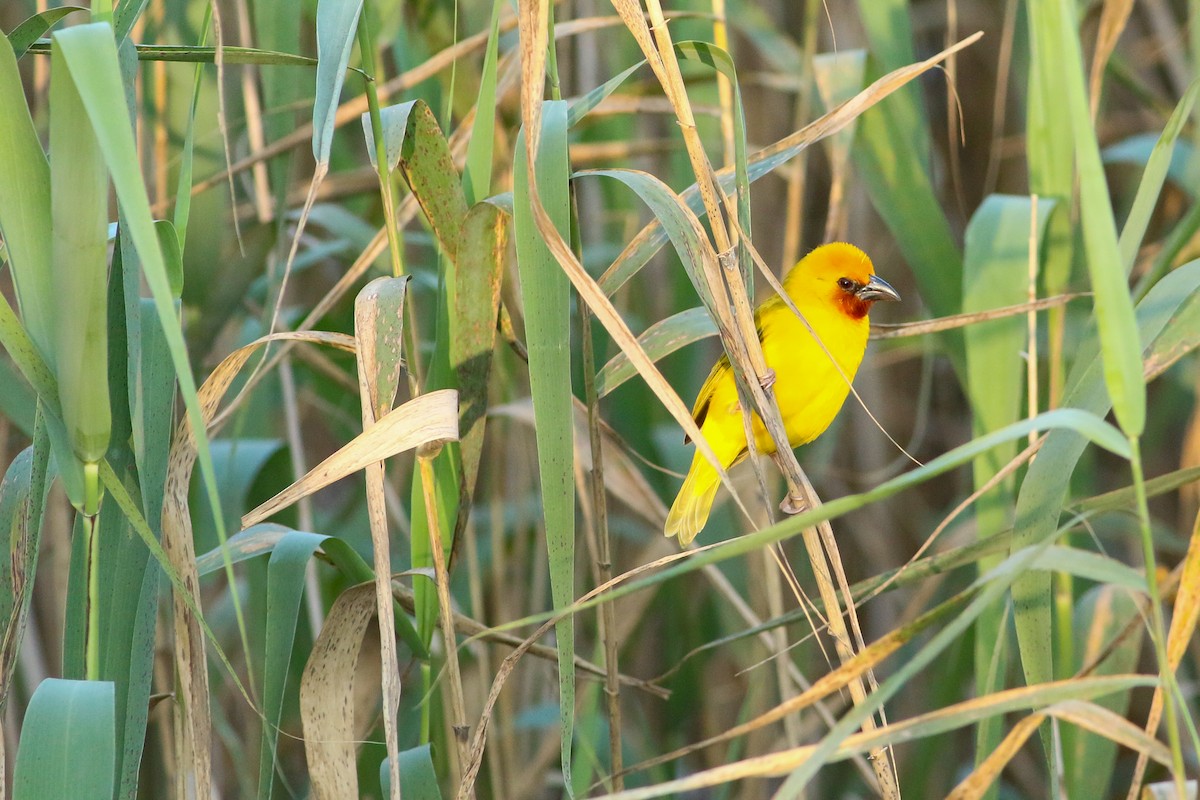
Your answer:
(664, 452), (721, 546)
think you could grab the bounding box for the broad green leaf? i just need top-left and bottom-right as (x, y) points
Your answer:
(566, 59), (646, 129)
(112, 0), (149, 43)
(0, 33), (54, 360)
(50, 34), (112, 470)
(812, 49), (868, 200)
(582, 169), (718, 311)
(313, 0), (364, 164)
(597, 307), (714, 398)
(514, 100), (576, 789)
(0, 291), (86, 506)
(452, 200), (507, 539)
(170, 4), (211, 251)
(131, 298), (176, 530)
(52, 20), (229, 615)
(259, 531), (328, 800)
(361, 99), (469, 257)
(195, 524), (426, 658)
(1010, 259), (1200, 743)
(962, 194), (1055, 768)
(853, 0), (931, 169)
(154, 220), (184, 299)
(380, 744), (443, 800)
(0, 357), (36, 435)
(849, 0), (958, 323)
(13, 679), (116, 800)
(1031, 0), (1144, 436)
(850, 80), (962, 322)
(96, 462), (158, 800)
(252, 0), (303, 202)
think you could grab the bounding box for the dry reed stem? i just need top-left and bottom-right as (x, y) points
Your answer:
(594, 682), (1167, 800)
(420, 451), (471, 792)
(869, 293), (1084, 339)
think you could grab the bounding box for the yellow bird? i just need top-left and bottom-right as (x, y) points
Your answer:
(664, 242), (900, 545)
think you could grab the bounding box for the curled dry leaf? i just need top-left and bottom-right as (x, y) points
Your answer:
(300, 583), (377, 800)
(241, 388), (460, 528)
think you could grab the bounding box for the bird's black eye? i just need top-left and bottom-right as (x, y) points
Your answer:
(837, 277), (855, 291)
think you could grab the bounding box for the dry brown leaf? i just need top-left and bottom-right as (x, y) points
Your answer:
(870, 293), (1085, 339)
(241, 389), (458, 528)
(161, 329), (356, 796)
(300, 583), (377, 799)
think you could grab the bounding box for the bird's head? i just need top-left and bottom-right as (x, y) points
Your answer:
(787, 242), (901, 320)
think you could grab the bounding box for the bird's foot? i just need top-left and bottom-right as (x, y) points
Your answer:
(760, 368), (777, 391)
(780, 493), (808, 515)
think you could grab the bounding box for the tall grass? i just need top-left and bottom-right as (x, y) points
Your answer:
(2, 1), (1200, 798)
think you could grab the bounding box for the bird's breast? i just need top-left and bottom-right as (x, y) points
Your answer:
(756, 305), (870, 448)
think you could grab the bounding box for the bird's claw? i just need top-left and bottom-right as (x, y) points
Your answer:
(760, 368), (777, 391)
(780, 493), (808, 515)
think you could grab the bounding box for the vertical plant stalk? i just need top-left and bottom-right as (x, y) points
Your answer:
(420, 448), (471, 790)
(1129, 437), (1187, 795)
(357, 16), (406, 285)
(354, 295), (403, 800)
(578, 301), (624, 789)
(232, 0), (272, 222)
(710, 0), (735, 166)
(84, 506), (101, 681)
(356, 16), (424, 398)
(1026, 196), (1040, 447)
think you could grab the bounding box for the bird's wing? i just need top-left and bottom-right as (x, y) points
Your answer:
(685, 353), (731, 444)
(685, 298), (784, 444)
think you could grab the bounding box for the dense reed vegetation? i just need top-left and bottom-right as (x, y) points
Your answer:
(2, 1), (1200, 798)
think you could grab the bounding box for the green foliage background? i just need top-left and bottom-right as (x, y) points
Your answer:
(2, 1), (1200, 798)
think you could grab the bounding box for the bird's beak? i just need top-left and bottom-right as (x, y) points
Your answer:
(857, 275), (901, 303)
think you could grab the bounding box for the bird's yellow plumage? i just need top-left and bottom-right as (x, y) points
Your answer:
(664, 242), (900, 544)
